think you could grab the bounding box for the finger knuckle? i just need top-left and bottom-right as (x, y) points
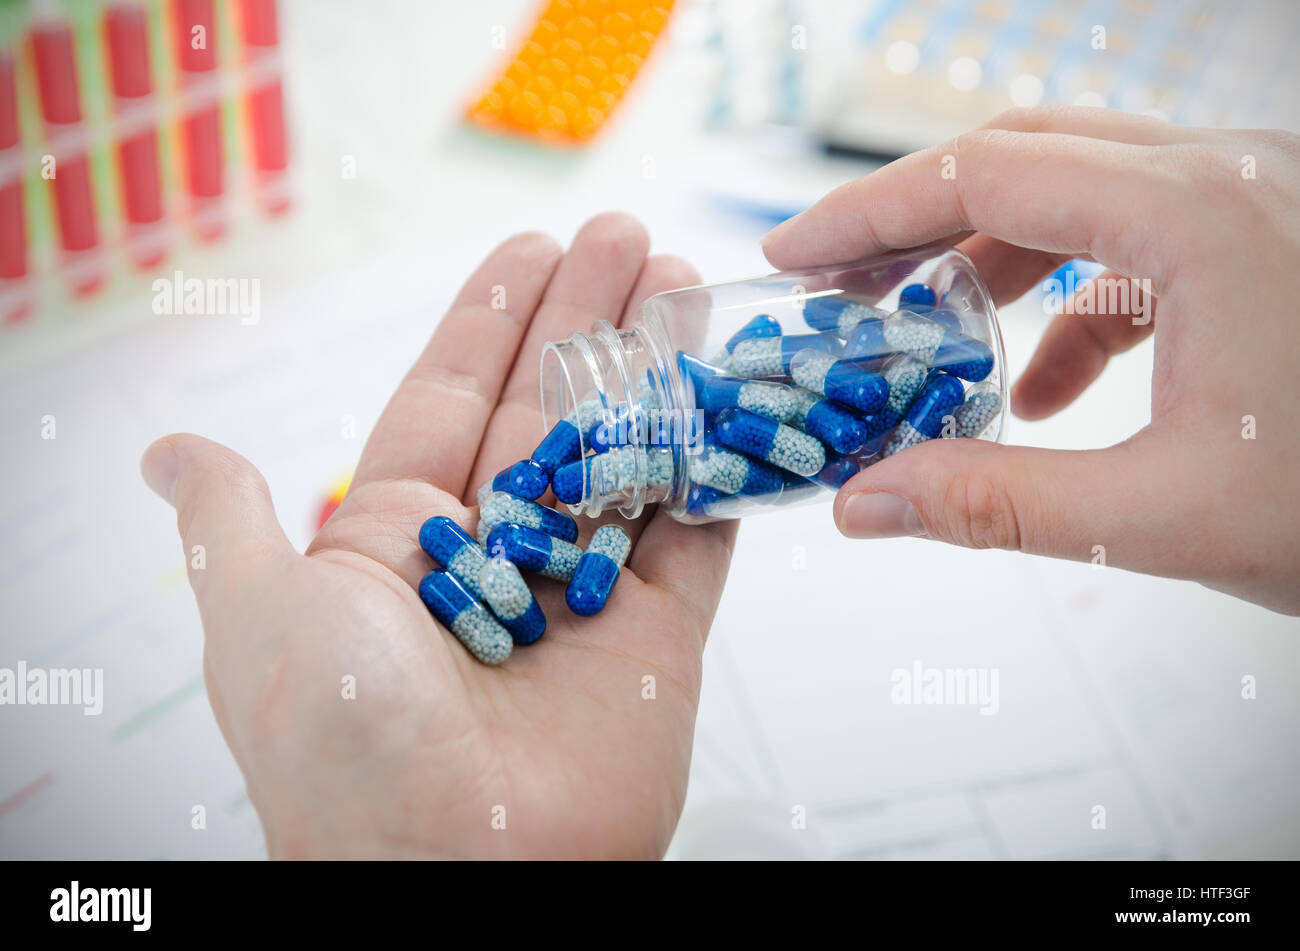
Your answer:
(942, 474), (1022, 550)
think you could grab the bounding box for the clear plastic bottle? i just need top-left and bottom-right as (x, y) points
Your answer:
(539, 245), (1009, 523)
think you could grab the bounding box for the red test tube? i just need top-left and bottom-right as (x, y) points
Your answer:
(238, 0), (289, 214)
(172, 0), (224, 240)
(0, 47), (33, 324)
(105, 2), (167, 268)
(30, 18), (104, 296)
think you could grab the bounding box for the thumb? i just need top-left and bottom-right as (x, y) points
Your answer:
(141, 434), (294, 599)
(834, 435), (1163, 568)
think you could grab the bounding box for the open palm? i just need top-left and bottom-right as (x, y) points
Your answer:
(142, 214), (736, 859)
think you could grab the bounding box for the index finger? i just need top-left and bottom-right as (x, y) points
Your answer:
(351, 231), (563, 496)
(762, 130), (1194, 295)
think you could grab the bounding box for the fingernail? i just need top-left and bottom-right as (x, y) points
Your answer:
(141, 442), (178, 505)
(838, 492), (925, 539)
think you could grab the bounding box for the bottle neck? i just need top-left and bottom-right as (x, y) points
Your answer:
(540, 314), (694, 519)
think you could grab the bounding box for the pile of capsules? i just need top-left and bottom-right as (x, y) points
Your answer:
(673, 283), (1004, 518)
(415, 434), (632, 665)
(415, 283), (1003, 665)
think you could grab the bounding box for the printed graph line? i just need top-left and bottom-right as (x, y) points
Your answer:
(0, 771), (55, 819)
(111, 674), (205, 741)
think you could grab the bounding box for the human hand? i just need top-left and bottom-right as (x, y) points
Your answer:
(140, 213), (736, 858)
(763, 108), (1300, 615)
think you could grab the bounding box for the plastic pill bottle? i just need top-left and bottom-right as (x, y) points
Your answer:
(539, 245), (1009, 524)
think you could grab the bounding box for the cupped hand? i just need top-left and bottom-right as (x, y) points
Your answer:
(141, 213), (736, 858)
(763, 108), (1300, 615)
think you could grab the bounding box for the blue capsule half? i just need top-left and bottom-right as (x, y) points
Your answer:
(801, 395), (867, 454)
(491, 459), (549, 500)
(724, 313), (782, 352)
(907, 372), (967, 439)
(531, 419), (583, 475)
(898, 283), (937, 308)
(812, 453), (861, 489)
(931, 329), (994, 381)
(485, 521), (583, 582)
(678, 351), (722, 392)
(565, 554), (619, 616)
(565, 525), (631, 617)
(418, 570), (512, 666)
(550, 455), (590, 505)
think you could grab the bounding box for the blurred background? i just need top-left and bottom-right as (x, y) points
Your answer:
(1, 0), (1298, 860)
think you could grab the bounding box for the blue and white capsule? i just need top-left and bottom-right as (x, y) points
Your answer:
(479, 491), (579, 543)
(531, 417), (583, 475)
(715, 406), (826, 477)
(787, 387), (867, 455)
(789, 349), (889, 414)
(698, 375), (798, 423)
(690, 444), (784, 498)
(863, 355), (929, 439)
(883, 311), (993, 382)
(478, 556), (546, 645)
(566, 524), (631, 616)
(727, 332), (841, 379)
(587, 446), (675, 499)
(485, 521), (583, 582)
(723, 313), (782, 353)
(419, 516), (489, 597)
(802, 295), (892, 338)
(678, 351), (723, 393)
(418, 570), (512, 666)
(491, 459), (549, 500)
(882, 373), (967, 457)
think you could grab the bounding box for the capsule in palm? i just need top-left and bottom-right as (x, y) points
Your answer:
(419, 516), (489, 597)
(787, 387), (867, 455)
(485, 521), (583, 582)
(883, 311), (993, 382)
(715, 406), (826, 477)
(418, 570), (512, 665)
(566, 524), (631, 616)
(882, 372), (967, 457)
(789, 349), (889, 414)
(480, 491), (579, 543)
(478, 556), (546, 645)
